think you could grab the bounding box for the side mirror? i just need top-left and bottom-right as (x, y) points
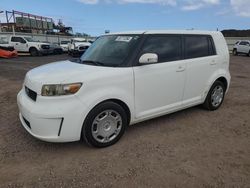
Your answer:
(139, 53), (158, 64)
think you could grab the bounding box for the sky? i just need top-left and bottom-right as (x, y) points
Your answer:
(0, 0), (249, 36)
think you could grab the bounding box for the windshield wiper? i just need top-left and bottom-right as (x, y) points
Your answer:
(80, 60), (105, 66)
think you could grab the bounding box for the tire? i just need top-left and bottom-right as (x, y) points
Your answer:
(82, 101), (127, 148)
(232, 49), (238, 56)
(29, 47), (39, 56)
(203, 80), (225, 111)
(248, 51), (250, 57)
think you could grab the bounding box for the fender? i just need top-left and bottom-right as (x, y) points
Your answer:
(75, 87), (134, 138)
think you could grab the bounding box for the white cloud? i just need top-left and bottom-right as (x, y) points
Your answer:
(76, 0), (222, 11)
(231, 0), (250, 17)
(119, 0), (177, 6)
(77, 0), (99, 4)
(77, 0), (177, 5)
(181, 3), (203, 10)
(181, 0), (220, 11)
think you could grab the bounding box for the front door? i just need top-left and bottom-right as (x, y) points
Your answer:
(133, 35), (186, 120)
(10, 36), (27, 52)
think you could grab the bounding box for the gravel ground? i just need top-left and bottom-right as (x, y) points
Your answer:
(0, 54), (249, 188)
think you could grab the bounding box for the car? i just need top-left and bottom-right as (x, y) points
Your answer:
(233, 40), (250, 56)
(60, 40), (70, 52)
(68, 38), (91, 57)
(17, 30), (230, 148)
(7, 36), (52, 56)
(50, 42), (63, 54)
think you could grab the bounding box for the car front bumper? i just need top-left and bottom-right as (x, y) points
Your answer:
(17, 88), (89, 142)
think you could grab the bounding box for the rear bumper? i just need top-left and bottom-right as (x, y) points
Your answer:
(17, 88), (89, 142)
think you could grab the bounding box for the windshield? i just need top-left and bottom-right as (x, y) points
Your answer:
(80, 35), (141, 67)
(24, 37), (39, 42)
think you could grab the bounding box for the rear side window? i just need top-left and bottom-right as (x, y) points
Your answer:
(185, 36), (214, 59)
(208, 37), (216, 56)
(11, 37), (25, 43)
(140, 35), (182, 63)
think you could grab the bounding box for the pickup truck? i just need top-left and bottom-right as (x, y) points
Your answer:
(68, 38), (91, 57)
(4, 35), (52, 56)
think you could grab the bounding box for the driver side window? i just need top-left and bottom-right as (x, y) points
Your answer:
(139, 35), (182, 63)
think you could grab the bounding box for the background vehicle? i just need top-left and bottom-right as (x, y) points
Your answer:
(9, 36), (52, 56)
(233, 40), (250, 56)
(50, 42), (63, 54)
(6, 35), (52, 56)
(17, 30), (230, 148)
(60, 41), (70, 52)
(68, 38), (91, 57)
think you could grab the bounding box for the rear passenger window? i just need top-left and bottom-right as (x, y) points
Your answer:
(208, 37), (216, 56)
(185, 36), (210, 59)
(11, 37), (25, 43)
(140, 35), (182, 63)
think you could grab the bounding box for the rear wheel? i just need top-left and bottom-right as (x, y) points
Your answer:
(82, 101), (127, 147)
(203, 80), (225, 111)
(29, 48), (38, 56)
(232, 49), (238, 56)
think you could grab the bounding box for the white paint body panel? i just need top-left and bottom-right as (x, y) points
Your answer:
(17, 30), (230, 142)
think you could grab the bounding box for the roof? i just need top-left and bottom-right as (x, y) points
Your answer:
(105, 30), (221, 36)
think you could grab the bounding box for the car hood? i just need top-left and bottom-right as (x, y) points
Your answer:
(24, 60), (108, 94)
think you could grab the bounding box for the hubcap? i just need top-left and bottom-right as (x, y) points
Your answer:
(211, 85), (224, 107)
(91, 110), (122, 143)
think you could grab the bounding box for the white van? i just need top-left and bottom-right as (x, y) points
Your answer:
(17, 30), (230, 147)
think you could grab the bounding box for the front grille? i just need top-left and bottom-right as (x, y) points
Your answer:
(79, 46), (88, 51)
(25, 86), (37, 101)
(23, 116), (31, 129)
(41, 45), (50, 49)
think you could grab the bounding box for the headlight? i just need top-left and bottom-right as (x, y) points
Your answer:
(41, 83), (82, 96)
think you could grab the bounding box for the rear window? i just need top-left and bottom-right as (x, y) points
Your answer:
(185, 36), (213, 59)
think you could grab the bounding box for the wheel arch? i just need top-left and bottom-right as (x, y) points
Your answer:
(216, 76), (228, 90)
(80, 98), (132, 143)
(86, 98), (131, 125)
(204, 70), (230, 102)
(29, 46), (38, 52)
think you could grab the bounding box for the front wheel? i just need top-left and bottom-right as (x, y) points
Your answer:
(203, 80), (225, 111)
(82, 101), (127, 148)
(232, 49), (238, 56)
(29, 48), (39, 56)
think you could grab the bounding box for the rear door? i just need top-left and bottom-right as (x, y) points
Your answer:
(133, 35), (186, 119)
(182, 35), (218, 106)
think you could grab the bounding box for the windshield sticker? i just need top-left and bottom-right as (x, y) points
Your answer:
(115, 36), (133, 42)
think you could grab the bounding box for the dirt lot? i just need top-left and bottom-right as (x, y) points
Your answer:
(0, 54), (249, 188)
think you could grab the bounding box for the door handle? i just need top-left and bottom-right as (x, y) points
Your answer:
(210, 60), (216, 65)
(16, 43), (19, 45)
(176, 65), (185, 72)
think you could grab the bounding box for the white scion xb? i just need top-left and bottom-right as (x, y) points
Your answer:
(17, 30), (231, 147)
